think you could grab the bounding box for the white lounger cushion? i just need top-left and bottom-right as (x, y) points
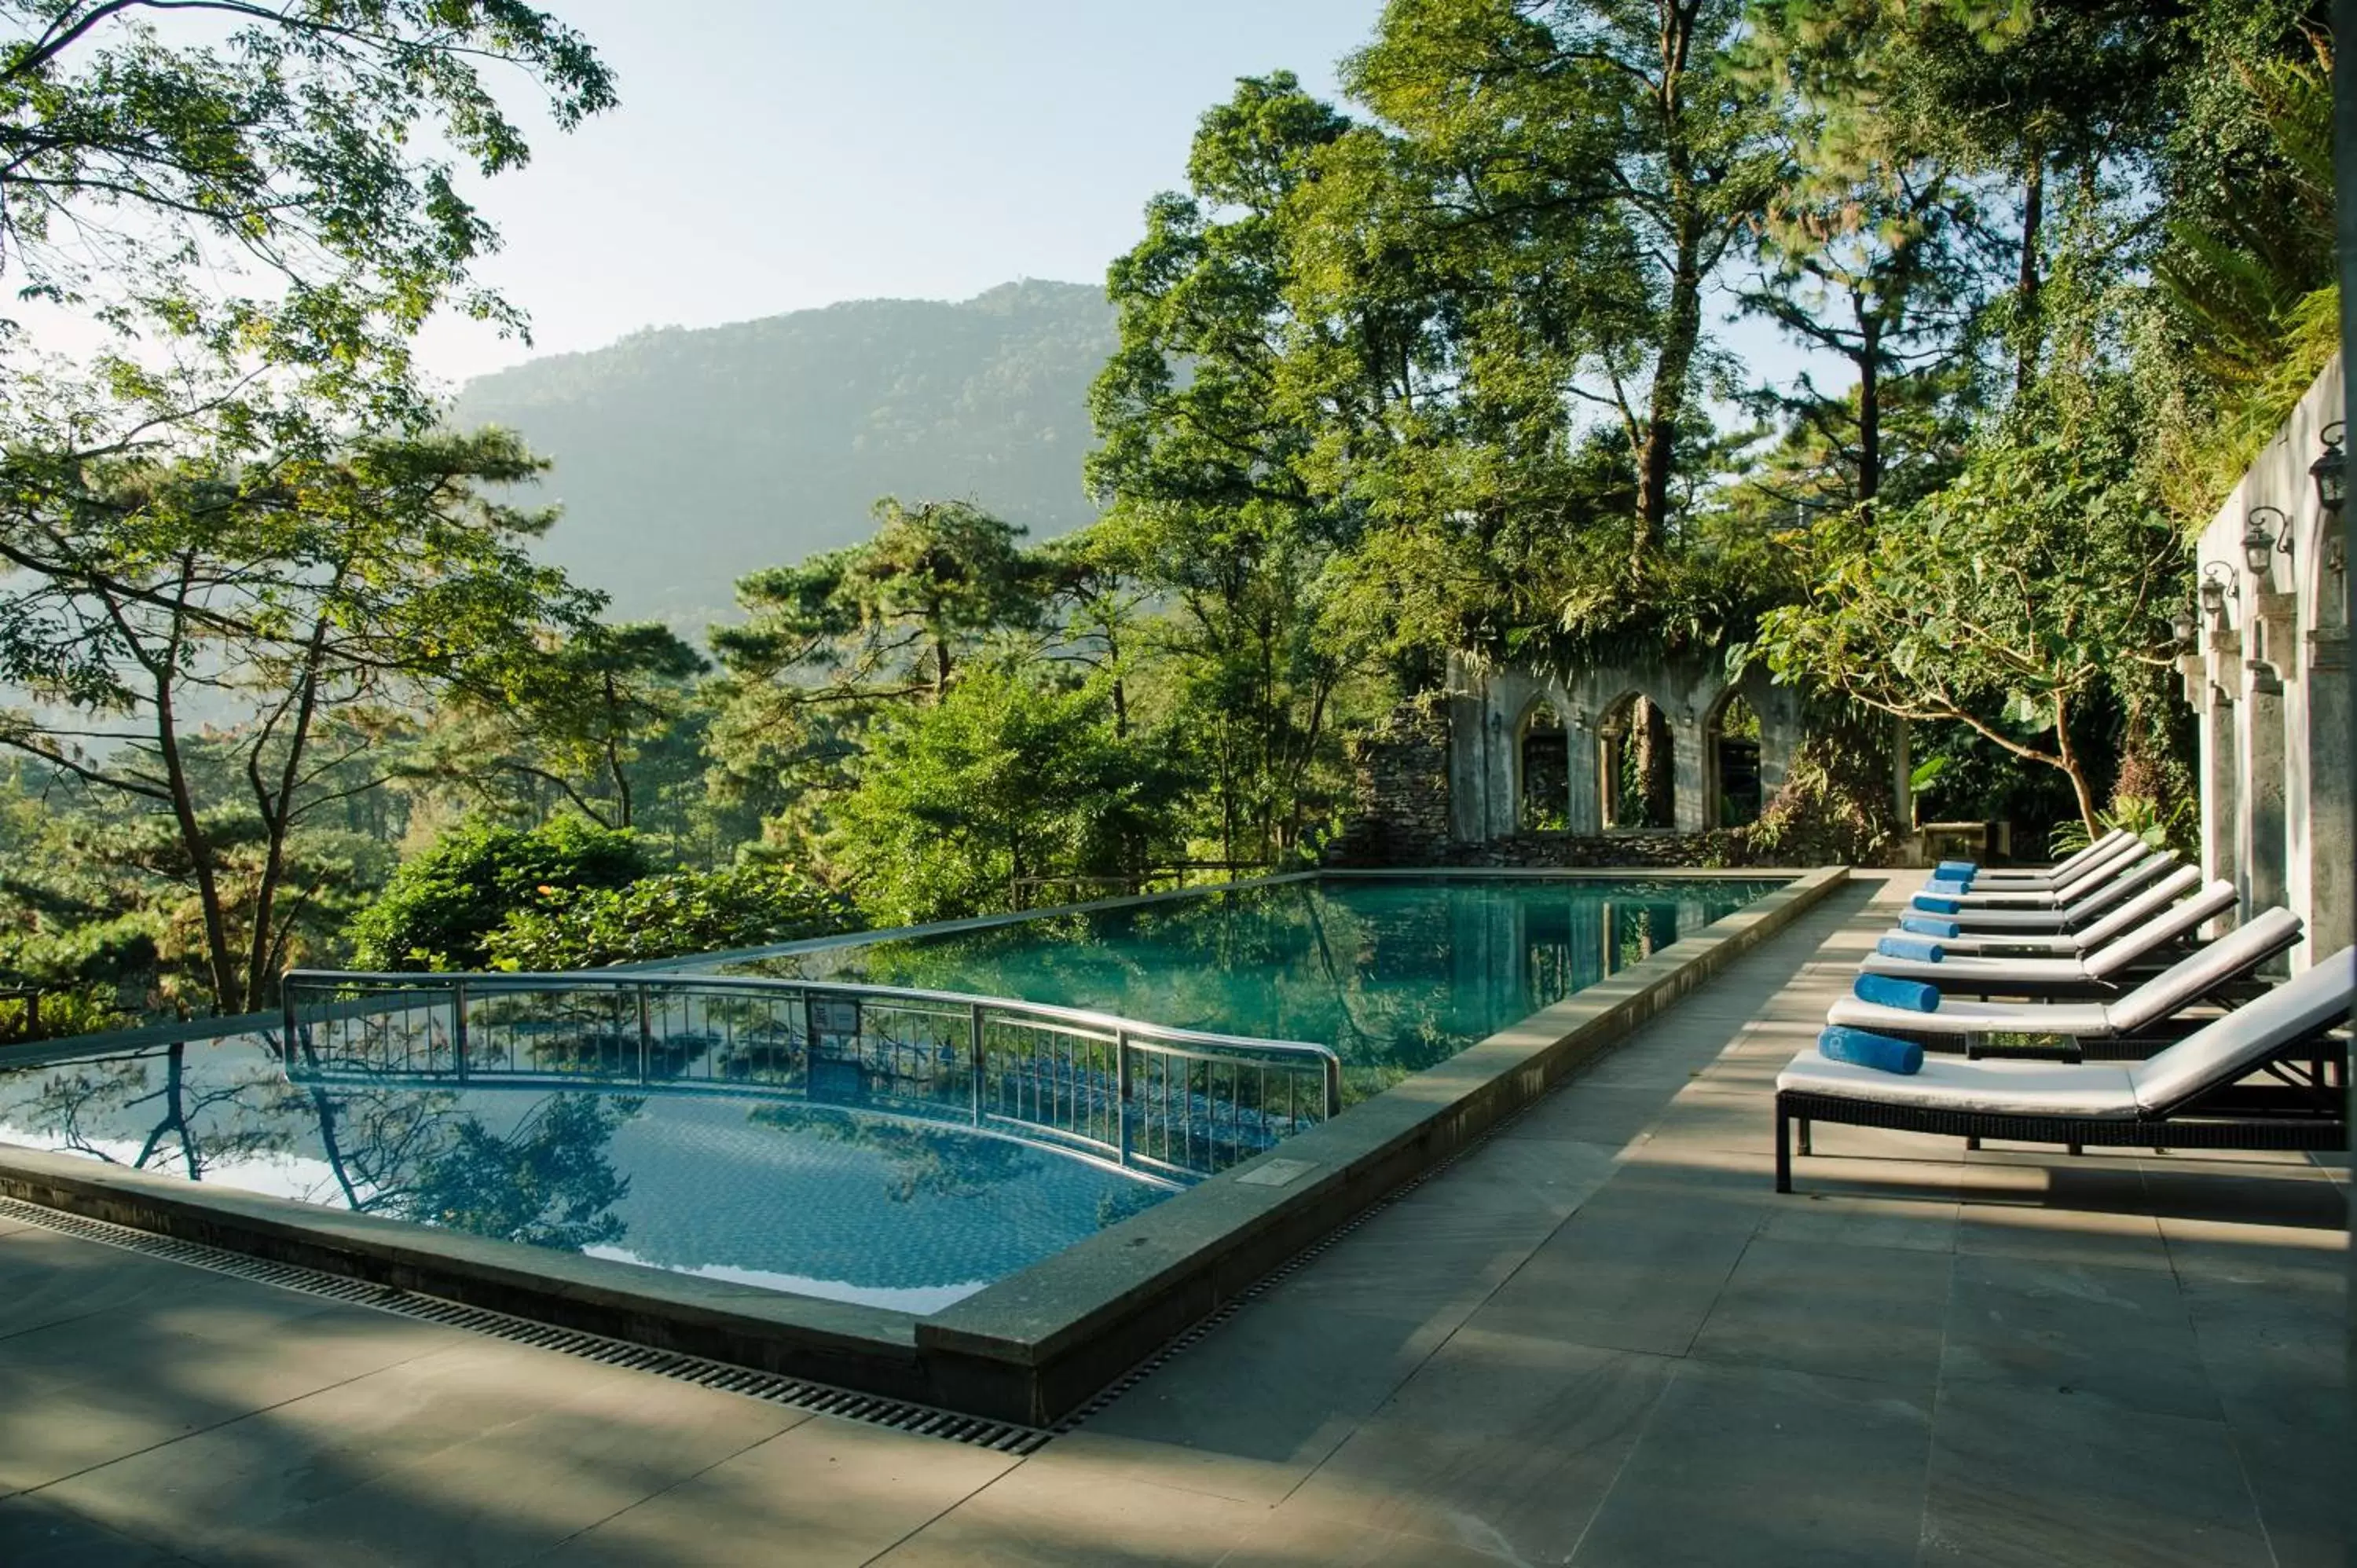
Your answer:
(1827, 994), (2115, 1037)
(1939, 839), (2150, 908)
(1940, 853), (2176, 931)
(1829, 908), (2303, 1038)
(1967, 830), (2134, 887)
(2129, 946), (2355, 1112)
(1784, 944), (2353, 1119)
(2106, 909), (2301, 1031)
(1778, 1053), (2141, 1116)
(1864, 879), (2238, 984)
(1902, 865), (2204, 956)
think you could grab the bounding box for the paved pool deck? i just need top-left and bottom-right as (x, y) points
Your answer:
(0, 873), (2344, 1567)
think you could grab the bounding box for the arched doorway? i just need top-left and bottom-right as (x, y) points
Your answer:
(1706, 691), (1765, 827)
(1518, 704), (1569, 832)
(1597, 693), (1673, 829)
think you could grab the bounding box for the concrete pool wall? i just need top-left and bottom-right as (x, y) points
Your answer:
(0, 866), (1848, 1424)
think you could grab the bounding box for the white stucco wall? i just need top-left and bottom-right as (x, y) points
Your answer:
(2190, 355), (2349, 971)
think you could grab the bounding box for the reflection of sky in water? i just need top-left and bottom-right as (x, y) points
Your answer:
(0, 1035), (1165, 1314)
(758, 876), (1783, 1097)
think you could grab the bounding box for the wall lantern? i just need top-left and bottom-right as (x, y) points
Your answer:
(2169, 604), (2199, 650)
(2242, 505), (2289, 585)
(2311, 420), (2345, 520)
(2199, 562), (2238, 625)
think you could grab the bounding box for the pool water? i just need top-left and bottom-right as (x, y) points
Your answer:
(0, 1038), (1167, 1313)
(0, 874), (1778, 1315)
(751, 875), (1783, 1100)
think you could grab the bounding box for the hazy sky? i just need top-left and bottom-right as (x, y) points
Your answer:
(415, 0), (1387, 387)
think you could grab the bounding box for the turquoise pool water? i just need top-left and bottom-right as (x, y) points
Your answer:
(750, 874), (1783, 1100)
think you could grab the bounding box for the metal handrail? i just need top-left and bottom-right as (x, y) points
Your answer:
(280, 966), (1343, 1178)
(284, 969), (1336, 1070)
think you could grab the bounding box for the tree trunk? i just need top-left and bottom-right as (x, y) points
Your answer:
(1856, 313), (1882, 511)
(2015, 152), (2044, 394)
(1634, 213), (1706, 565)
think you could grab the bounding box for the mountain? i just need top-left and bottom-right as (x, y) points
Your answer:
(450, 280), (1117, 628)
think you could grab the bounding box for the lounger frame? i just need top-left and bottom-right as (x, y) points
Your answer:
(1773, 1053), (2345, 1192)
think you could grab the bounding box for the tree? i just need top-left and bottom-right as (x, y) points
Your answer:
(1344, 0), (1784, 563)
(1745, 361), (2184, 833)
(0, 426), (602, 1012)
(827, 669), (1179, 925)
(436, 621), (709, 830)
(0, 1), (614, 394)
(346, 815), (648, 973)
(705, 496), (1040, 837)
(1089, 75), (1380, 863)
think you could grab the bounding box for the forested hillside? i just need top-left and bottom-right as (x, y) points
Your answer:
(452, 280), (1114, 622)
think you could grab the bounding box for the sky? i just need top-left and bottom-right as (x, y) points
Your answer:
(412, 0), (1391, 387)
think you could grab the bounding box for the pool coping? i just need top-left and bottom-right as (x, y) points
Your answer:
(0, 864), (1849, 1424)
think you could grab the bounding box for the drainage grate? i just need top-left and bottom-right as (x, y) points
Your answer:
(0, 1195), (1050, 1454)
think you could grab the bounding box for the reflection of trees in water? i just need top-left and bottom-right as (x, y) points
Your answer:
(751, 1104), (1047, 1203)
(0, 1040), (640, 1254)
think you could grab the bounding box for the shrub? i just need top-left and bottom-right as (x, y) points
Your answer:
(347, 817), (651, 971)
(483, 863), (852, 970)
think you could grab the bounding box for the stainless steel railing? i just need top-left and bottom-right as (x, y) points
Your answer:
(279, 969), (1342, 1181)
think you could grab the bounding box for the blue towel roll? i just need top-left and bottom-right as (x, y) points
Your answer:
(1853, 972), (1940, 1012)
(1923, 877), (1970, 897)
(1900, 915), (1962, 939)
(1876, 936), (1945, 963)
(1935, 859), (1978, 879)
(1818, 1026), (1925, 1075)
(1912, 895), (1961, 914)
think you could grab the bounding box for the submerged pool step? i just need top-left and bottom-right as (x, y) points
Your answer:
(0, 1193), (1050, 1454)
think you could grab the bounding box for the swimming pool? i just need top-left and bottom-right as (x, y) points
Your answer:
(0, 1038), (1168, 1313)
(745, 874), (1784, 1101)
(0, 873), (1780, 1320)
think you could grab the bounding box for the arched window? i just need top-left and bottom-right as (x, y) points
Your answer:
(1597, 693), (1673, 829)
(1519, 705), (1570, 832)
(1707, 692), (1764, 827)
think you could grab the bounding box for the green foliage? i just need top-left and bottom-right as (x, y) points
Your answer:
(1746, 292), (2187, 832)
(828, 669), (1182, 926)
(347, 817), (649, 973)
(0, 1), (613, 417)
(483, 863), (851, 971)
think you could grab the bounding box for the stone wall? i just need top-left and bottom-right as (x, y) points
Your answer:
(1324, 702), (1453, 866)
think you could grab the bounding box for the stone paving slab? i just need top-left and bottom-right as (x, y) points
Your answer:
(0, 872), (2341, 1566)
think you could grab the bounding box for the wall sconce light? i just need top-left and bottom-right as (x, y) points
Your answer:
(2312, 420), (2345, 519)
(2242, 505), (2289, 585)
(2199, 561), (2238, 625)
(2169, 603), (2199, 650)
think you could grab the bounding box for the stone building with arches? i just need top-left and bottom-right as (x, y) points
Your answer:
(1326, 650), (1809, 866)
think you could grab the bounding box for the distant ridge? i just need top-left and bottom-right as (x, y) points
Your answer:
(451, 280), (1116, 628)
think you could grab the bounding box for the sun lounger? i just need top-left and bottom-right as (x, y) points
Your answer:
(1951, 828), (2135, 890)
(1773, 945), (2352, 1191)
(1926, 836), (2150, 908)
(1893, 865), (2205, 957)
(1826, 908), (2303, 1053)
(1919, 852), (2179, 933)
(1861, 879), (2240, 998)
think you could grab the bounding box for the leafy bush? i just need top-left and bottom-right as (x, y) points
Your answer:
(1714, 730), (1899, 867)
(347, 817), (651, 972)
(483, 863), (851, 970)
